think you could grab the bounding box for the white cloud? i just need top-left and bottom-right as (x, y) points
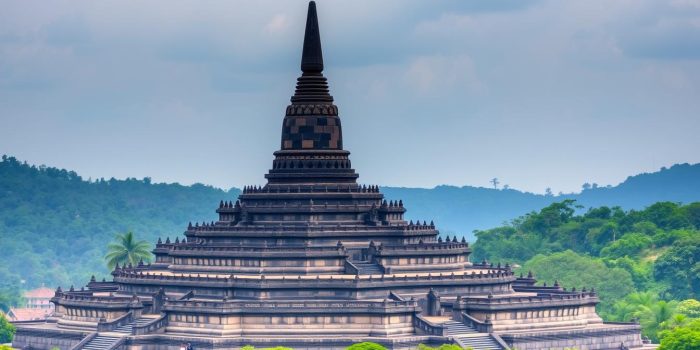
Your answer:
(264, 14), (289, 35)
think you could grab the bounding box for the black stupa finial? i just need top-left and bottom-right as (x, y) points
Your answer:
(301, 1), (323, 74)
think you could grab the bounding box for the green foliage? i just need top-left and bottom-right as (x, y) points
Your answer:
(0, 313), (16, 343)
(473, 200), (700, 264)
(522, 250), (635, 311)
(658, 319), (700, 350)
(418, 344), (467, 350)
(0, 346), (14, 350)
(599, 232), (652, 258)
(475, 200), (700, 341)
(677, 299), (700, 318)
(104, 231), (153, 270)
(0, 156), (238, 290)
(345, 342), (387, 350)
(0, 279), (22, 313)
(653, 236), (700, 300)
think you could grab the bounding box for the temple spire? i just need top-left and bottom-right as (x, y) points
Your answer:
(301, 1), (323, 74)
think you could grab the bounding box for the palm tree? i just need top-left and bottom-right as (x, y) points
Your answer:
(104, 231), (153, 270)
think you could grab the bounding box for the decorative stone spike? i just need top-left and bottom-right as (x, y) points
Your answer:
(461, 236), (467, 243)
(438, 237), (443, 243)
(157, 237), (162, 244)
(528, 270), (534, 278)
(175, 237), (180, 244)
(452, 236), (457, 243)
(219, 200), (224, 208)
(398, 200), (403, 207)
(165, 237), (171, 244)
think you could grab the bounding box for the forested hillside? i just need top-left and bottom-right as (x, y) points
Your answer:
(0, 156), (238, 308)
(472, 200), (700, 342)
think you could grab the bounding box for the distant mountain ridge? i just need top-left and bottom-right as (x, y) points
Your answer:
(389, 163), (700, 238)
(1, 155), (699, 289)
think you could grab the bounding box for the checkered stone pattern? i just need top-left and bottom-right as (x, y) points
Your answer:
(282, 115), (343, 150)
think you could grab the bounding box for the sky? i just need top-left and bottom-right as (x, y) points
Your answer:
(1, 0), (699, 194)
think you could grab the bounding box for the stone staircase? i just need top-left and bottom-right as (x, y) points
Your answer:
(444, 321), (503, 350)
(78, 317), (153, 350)
(80, 335), (122, 350)
(353, 261), (383, 275)
(112, 317), (152, 334)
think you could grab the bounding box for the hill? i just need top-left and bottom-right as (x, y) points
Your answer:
(0, 156), (238, 293)
(1, 155), (699, 291)
(389, 163), (700, 238)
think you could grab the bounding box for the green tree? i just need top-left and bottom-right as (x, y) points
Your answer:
(653, 236), (700, 300)
(599, 233), (652, 258)
(677, 299), (700, 318)
(642, 300), (679, 341)
(522, 250), (636, 312)
(104, 231), (153, 270)
(658, 319), (700, 350)
(0, 313), (16, 343)
(345, 342), (387, 350)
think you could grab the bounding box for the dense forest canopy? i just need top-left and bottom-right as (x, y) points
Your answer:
(472, 200), (700, 342)
(0, 155), (237, 303)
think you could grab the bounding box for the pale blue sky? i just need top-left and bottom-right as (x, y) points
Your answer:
(1, 0), (699, 193)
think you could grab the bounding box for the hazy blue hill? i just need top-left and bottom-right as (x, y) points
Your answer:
(387, 163), (700, 239)
(572, 163), (700, 208)
(382, 186), (553, 238)
(1, 155), (699, 290)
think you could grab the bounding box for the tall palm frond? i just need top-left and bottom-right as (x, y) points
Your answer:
(104, 231), (153, 270)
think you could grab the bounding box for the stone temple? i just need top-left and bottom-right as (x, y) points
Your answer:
(13, 2), (650, 350)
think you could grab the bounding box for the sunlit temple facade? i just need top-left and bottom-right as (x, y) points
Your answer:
(13, 2), (649, 350)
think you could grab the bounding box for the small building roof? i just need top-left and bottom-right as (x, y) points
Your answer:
(23, 286), (54, 299)
(7, 307), (51, 321)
